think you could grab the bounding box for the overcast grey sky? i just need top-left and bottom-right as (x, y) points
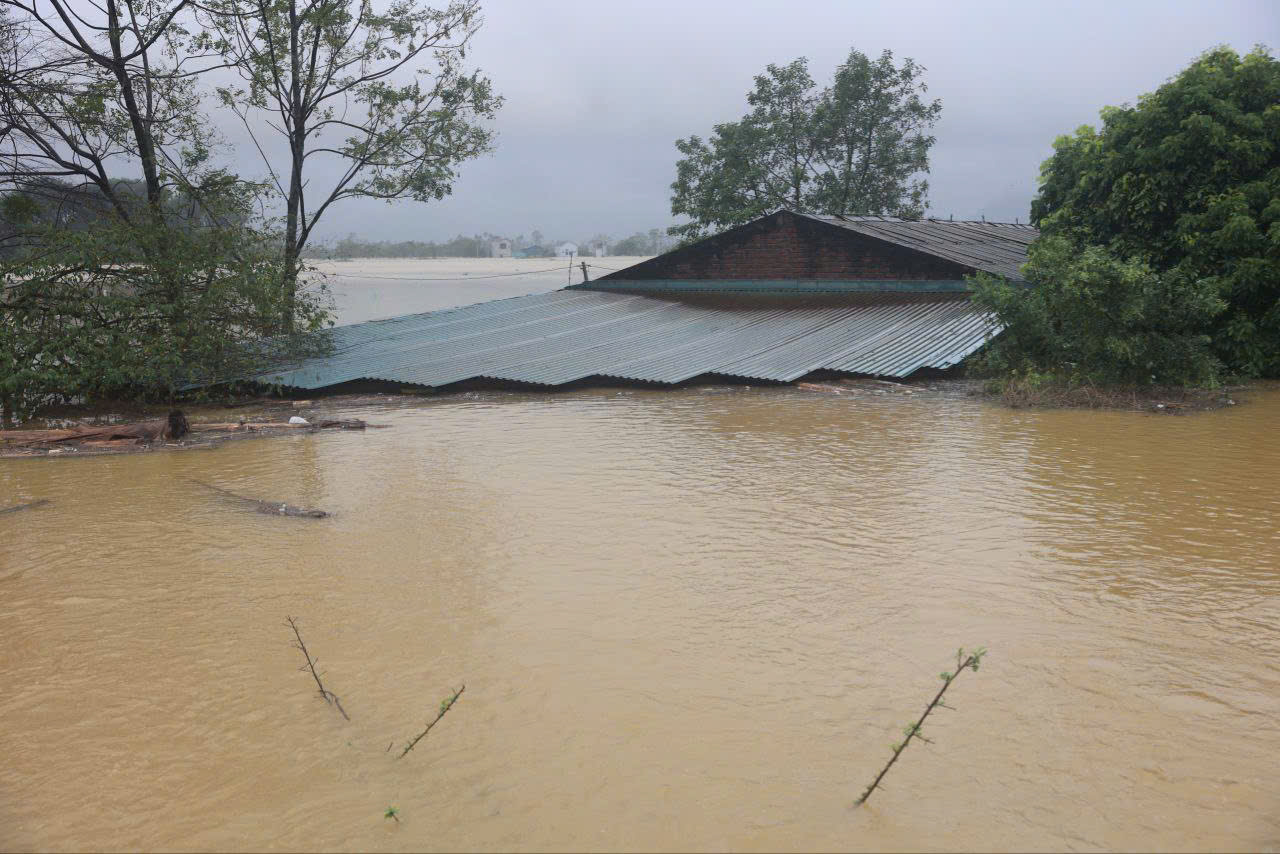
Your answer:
(266, 0), (1277, 244)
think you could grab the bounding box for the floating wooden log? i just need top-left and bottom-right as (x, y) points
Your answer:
(0, 410), (188, 444)
(0, 429), (85, 443)
(188, 418), (381, 432)
(1, 414), (384, 449)
(795, 382), (845, 394)
(0, 424), (160, 444)
(190, 480), (329, 518)
(0, 498), (51, 515)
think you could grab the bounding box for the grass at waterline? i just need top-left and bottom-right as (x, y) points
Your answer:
(985, 375), (1249, 412)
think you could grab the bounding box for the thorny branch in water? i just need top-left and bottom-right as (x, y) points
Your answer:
(854, 646), (988, 807)
(286, 616), (350, 721)
(398, 685), (465, 759)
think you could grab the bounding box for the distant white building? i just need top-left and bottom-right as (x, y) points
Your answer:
(589, 240), (607, 258)
(490, 238), (512, 258)
(555, 241), (578, 258)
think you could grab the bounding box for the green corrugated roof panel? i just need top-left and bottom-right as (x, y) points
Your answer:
(802, 215), (1036, 282)
(256, 289), (999, 390)
(569, 278), (974, 294)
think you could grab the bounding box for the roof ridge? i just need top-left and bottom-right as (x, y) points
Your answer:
(794, 211), (1035, 281)
(799, 211), (1034, 228)
(923, 218), (1035, 227)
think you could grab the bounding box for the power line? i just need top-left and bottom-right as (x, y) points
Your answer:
(325, 265), (569, 282)
(324, 260), (638, 282)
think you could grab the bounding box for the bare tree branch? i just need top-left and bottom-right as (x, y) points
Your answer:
(285, 615), (350, 721)
(195, 0), (500, 328)
(398, 684), (463, 758)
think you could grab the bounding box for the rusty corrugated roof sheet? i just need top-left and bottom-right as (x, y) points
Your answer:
(800, 214), (1037, 281)
(257, 289), (998, 390)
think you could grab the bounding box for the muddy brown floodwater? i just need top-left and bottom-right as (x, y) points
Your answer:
(2, 381), (1278, 852)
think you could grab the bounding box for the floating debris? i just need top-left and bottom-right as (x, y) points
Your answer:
(0, 498), (52, 515)
(190, 480), (330, 519)
(2, 414), (388, 459)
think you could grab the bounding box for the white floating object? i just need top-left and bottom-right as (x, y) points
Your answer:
(289, 416), (310, 425)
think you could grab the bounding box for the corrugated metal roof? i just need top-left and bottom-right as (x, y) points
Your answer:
(800, 213), (1037, 281)
(571, 278), (973, 294)
(258, 289), (999, 390)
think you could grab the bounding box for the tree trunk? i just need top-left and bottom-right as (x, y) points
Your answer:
(280, 0), (304, 333)
(106, 1), (162, 209)
(106, 0), (179, 305)
(281, 126), (304, 331)
(282, 171), (301, 332)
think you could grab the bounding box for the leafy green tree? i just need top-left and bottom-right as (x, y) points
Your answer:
(969, 237), (1224, 386)
(669, 48), (941, 242)
(0, 0), (232, 254)
(1028, 45), (1280, 377)
(813, 50), (941, 220)
(439, 234), (487, 257)
(0, 0), (331, 423)
(1, 191), (331, 423)
(612, 231), (663, 256)
(0, 0), (195, 217)
(197, 0), (501, 327)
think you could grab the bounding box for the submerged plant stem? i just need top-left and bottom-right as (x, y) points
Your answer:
(286, 616), (350, 721)
(855, 648), (985, 806)
(398, 685), (465, 759)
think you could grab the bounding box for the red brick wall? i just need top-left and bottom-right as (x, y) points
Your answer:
(608, 212), (969, 281)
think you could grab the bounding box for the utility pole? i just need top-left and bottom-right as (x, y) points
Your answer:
(580, 261), (590, 283)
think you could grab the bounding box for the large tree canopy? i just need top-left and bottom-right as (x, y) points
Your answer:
(196, 0), (501, 327)
(669, 48), (941, 242)
(970, 236), (1225, 386)
(1027, 45), (1280, 378)
(0, 0), (331, 422)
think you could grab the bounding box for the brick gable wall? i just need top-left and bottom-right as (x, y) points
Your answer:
(609, 213), (970, 281)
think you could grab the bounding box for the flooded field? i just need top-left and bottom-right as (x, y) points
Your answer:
(1, 269), (1278, 851)
(313, 256), (653, 323)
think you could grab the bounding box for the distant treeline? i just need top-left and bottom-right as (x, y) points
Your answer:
(1, 178), (248, 258)
(304, 234), (513, 259)
(305, 228), (673, 259)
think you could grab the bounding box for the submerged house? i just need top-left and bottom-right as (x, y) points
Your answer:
(260, 211), (1036, 391)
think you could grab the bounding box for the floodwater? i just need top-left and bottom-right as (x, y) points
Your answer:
(2, 272), (1279, 852)
(313, 256), (652, 323)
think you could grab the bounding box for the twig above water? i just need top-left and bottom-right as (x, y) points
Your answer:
(398, 685), (465, 759)
(286, 616), (350, 721)
(854, 646), (987, 807)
